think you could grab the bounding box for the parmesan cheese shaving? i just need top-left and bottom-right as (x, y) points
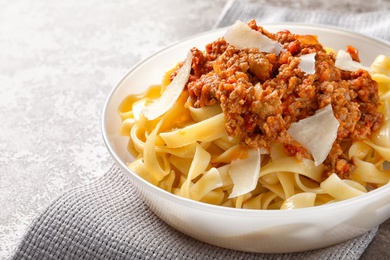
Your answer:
(142, 51), (193, 120)
(228, 148), (261, 198)
(132, 100), (146, 121)
(299, 53), (316, 75)
(223, 20), (283, 55)
(335, 49), (370, 72)
(287, 105), (339, 166)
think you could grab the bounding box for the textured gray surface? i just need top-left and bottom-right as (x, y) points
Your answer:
(1, 0), (390, 259)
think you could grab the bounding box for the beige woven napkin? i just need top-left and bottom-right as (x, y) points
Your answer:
(11, 1), (390, 259)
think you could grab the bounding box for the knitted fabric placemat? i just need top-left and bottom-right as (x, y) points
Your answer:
(215, 0), (390, 41)
(11, 165), (379, 259)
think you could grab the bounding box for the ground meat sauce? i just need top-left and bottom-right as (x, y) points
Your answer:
(179, 20), (383, 180)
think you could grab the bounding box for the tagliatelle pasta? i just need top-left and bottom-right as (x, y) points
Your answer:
(119, 20), (390, 210)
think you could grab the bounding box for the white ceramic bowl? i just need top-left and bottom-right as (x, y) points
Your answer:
(102, 24), (390, 253)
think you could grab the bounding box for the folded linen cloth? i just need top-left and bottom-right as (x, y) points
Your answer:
(12, 1), (390, 259)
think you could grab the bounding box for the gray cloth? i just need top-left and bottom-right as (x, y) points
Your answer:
(215, 0), (390, 41)
(11, 1), (390, 259)
(10, 165), (380, 260)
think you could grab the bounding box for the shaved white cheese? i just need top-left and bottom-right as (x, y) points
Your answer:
(287, 105), (339, 166)
(132, 100), (146, 121)
(228, 148), (261, 198)
(224, 20), (283, 55)
(299, 53), (316, 75)
(335, 49), (370, 72)
(142, 51), (193, 120)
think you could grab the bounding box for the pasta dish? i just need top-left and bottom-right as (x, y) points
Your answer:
(118, 20), (390, 210)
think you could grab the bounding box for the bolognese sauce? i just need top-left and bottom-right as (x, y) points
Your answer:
(177, 20), (383, 180)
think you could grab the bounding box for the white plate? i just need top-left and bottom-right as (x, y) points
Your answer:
(103, 24), (390, 253)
